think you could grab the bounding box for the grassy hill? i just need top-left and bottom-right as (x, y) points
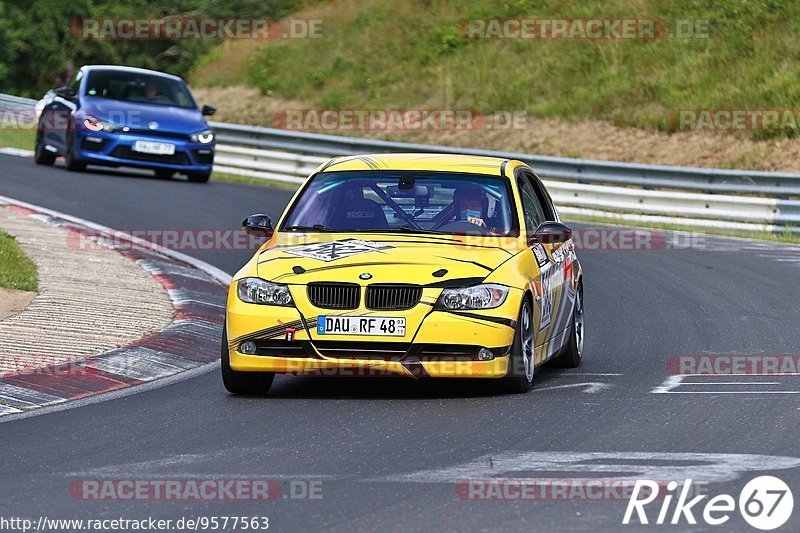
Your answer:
(190, 0), (800, 138)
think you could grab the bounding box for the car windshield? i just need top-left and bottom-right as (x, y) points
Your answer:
(281, 171), (519, 236)
(83, 70), (196, 109)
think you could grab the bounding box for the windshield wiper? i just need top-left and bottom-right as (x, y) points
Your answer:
(396, 225), (451, 235)
(284, 224), (336, 232)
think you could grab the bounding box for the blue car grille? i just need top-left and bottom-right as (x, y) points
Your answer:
(123, 129), (192, 141)
(109, 146), (190, 166)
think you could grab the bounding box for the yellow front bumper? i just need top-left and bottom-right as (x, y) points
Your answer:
(226, 284), (521, 379)
(229, 352), (510, 378)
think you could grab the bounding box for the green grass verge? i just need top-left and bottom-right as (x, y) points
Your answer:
(566, 213), (800, 245)
(211, 170), (302, 190)
(192, 0), (800, 140)
(0, 228), (38, 292)
(0, 127), (35, 151)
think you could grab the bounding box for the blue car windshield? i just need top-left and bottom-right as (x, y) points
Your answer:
(281, 171), (519, 236)
(84, 70), (196, 109)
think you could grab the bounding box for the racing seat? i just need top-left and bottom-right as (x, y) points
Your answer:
(327, 198), (389, 230)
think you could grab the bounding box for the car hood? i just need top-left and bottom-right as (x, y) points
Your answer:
(82, 97), (207, 133)
(256, 233), (522, 286)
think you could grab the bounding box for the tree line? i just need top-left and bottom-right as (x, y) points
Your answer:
(0, 0), (303, 96)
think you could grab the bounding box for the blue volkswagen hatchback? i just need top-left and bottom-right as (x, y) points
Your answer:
(35, 65), (216, 182)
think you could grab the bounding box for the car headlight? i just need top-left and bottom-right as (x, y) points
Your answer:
(437, 284), (510, 310)
(191, 130), (214, 144)
(237, 277), (293, 306)
(83, 116), (119, 132)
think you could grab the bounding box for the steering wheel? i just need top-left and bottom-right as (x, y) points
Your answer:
(435, 220), (490, 236)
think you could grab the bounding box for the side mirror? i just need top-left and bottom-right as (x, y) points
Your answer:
(242, 214), (274, 238)
(201, 104), (216, 116)
(54, 86), (76, 100)
(531, 221), (572, 245)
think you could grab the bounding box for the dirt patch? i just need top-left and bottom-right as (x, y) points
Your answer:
(0, 206), (175, 376)
(0, 287), (35, 321)
(193, 85), (800, 172)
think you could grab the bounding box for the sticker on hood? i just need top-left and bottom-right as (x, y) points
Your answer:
(284, 239), (394, 262)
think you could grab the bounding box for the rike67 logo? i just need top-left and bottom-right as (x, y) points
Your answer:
(623, 476), (793, 530)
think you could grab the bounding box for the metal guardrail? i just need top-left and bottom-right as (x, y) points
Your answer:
(0, 94), (38, 110)
(213, 144), (326, 183)
(2, 93), (797, 231)
(208, 121), (800, 232)
(209, 122), (800, 197)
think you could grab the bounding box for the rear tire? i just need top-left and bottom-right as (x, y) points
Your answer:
(221, 324), (275, 395)
(34, 132), (56, 166)
(187, 171), (211, 183)
(500, 298), (535, 394)
(557, 283), (584, 368)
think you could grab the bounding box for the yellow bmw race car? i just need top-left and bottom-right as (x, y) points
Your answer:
(222, 153), (583, 394)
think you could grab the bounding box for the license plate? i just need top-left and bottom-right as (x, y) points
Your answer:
(317, 316), (406, 336)
(132, 140), (175, 155)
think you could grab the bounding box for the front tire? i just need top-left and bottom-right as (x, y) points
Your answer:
(500, 298), (535, 394)
(221, 324), (274, 395)
(64, 132), (86, 172)
(187, 171), (211, 183)
(34, 132), (56, 166)
(558, 283), (584, 368)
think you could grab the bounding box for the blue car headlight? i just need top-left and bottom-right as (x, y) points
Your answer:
(237, 278), (293, 306)
(83, 116), (120, 133)
(191, 130), (214, 144)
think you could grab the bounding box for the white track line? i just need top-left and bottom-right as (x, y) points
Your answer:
(685, 381), (783, 385)
(0, 194), (231, 285)
(0, 147), (34, 157)
(666, 391), (800, 394)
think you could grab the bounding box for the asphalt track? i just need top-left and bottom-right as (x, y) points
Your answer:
(1, 155), (800, 532)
